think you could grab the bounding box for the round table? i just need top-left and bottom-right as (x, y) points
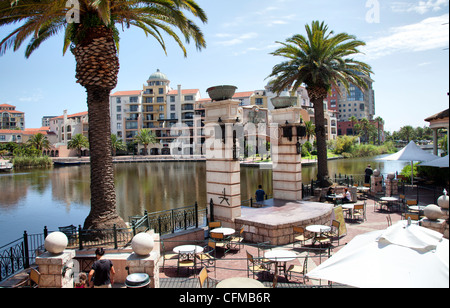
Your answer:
(264, 250), (297, 281)
(342, 203), (355, 219)
(173, 245), (203, 254)
(306, 225), (331, 233)
(357, 187), (370, 192)
(216, 277), (266, 288)
(380, 197), (399, 212)
(211, 227), (235, 236)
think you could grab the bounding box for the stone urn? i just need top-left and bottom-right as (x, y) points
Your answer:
(44, 231), (68, 254)
(386, 172), (395, 180)
(424, 204), (444, 221)
(206, 85), (237, 101)
(131, 233), (155, 256)
(437, 194), (449, 209)
(373, 169), (381, 177)
(270, 96), (297, 109)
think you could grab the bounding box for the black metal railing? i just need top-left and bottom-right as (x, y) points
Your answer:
(129, 202), (207, 236)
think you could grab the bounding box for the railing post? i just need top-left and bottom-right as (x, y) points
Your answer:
(23, 231), (30, 269)
(43, 226), (48, 239)
(158, 216), (162, 234)
(171, 210), (175, 234)
(144, 210), (150, 231)
(78, 225), (83, 250)
(132, 221), (136, 236)
(250, 197), (253, 208)
(194, 202), (199, 228)
(184, 210), (187, 230)
(113, 224), (118, 249)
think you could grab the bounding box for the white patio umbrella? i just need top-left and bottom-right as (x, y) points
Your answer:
(378, 141), (438, 184)
(306, 221), (449, 288)
(419, 155), (449, 168)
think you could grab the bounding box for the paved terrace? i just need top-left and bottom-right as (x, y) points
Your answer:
(156, 198), (417, 288)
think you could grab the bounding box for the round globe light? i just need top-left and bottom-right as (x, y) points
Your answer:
(131, 233), (154, 256)
(44, 231), (68, 254)
(424, 204), (444, 221)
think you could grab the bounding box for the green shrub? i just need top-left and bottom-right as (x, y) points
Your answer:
(11, 156), (53, 169)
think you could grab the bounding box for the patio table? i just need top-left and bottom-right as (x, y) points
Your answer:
(264, 249), (297, 281)
(380, 197), (399, 212)
(211, 227), (235, 237)
(216, 277), (266, 288)
(342, 203), (355, 219)
(173, 245), (203, 254)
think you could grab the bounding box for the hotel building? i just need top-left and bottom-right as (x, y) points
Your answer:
(0, 104), (25, 130)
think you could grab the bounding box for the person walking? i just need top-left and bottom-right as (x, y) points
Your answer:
(88, 248), (115, 288)
(255, 185), (266, 202)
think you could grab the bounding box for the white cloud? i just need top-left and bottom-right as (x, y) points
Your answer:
(391, 0), (449, 14)
(361, 14), (449, 59)
(215, 32), (258, 47)
(18, 89), (44, 103)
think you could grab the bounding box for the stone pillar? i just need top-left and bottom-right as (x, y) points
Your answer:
(204, 99), (241, 227)
(371, 175), (383, 195)
(385, 178), (398, 197)
(36, 250), (76, 288)
(270, 107), (303, 201)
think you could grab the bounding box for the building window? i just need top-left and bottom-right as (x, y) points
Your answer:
(146, 97), (153, 104)
(170, 105), (175, 111)
(130, 96), (138, 103)
(157, 97), (164, 103)
(0, 135), (5, 141)
(255, 98), (263, 105)
(159, 88), (164, 94)
(185, 95), (194, 101)
(117, 123), (122, 130)
(117, 106), (121, 112)
(116, 97), (121, 104)
(117, 114), (122, 121)
(170, 96), (175, 103)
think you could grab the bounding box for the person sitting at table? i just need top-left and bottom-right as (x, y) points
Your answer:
(326, 187), (335, 202)
(343, 188), (352, 203)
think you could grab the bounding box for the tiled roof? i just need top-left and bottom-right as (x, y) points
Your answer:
(167, 89), (200, 95)
(111, 90), (142, 96)
(233, 91), (255, 98)
(52, 111), (88, 120)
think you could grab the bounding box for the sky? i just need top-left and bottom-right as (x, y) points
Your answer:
(0, 0), (448, 133)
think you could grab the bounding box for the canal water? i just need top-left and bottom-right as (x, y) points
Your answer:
(0, 156), (408, 244)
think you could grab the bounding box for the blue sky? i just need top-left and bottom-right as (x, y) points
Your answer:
(0, 0), (448, 132)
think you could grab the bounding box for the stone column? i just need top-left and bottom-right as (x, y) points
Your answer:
(36, 250), (76, 288)
(270, 107), (303, 201)
(204, 99), (241, 227)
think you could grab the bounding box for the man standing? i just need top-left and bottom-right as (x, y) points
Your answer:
(364, 164), (373, 184)
(89, 247), (115, 288)
(255, 185), (266, 202)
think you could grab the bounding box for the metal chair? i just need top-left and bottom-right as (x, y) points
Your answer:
(246, 251), (270, 279)
(161, 240), (178, 272)
(230, 226), (244, 251)
(210, 232), (230, 255)
(177, 251), (197, 276)
(13, 268), (40, 288)
(196, 240), (216, 274)
(292, 226), (313, 248)
(286, 254), (309, 284)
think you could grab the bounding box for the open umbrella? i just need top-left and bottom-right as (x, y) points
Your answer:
(419, 155), (449, 168)
(306, 221), (449, 288)
(378, 141), (438, 184)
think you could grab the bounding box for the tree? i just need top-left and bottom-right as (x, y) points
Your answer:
(67, 134), (89, 158)
(111, 134), (126, 156)
(134, 129), (158, 155)
(355, 118), (372, 143)
(0, 0), (207, 232)
(349, 116), (358, 136)
(267, 21), (372, 187)
(399, 126), (415, 143)
(27, 133), (51, 153)
(304, 120), (315, 143)
(374, 116), (384, 145)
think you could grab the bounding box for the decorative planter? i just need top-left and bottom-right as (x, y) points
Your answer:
(131, 233), (155, 256)
(206, 85), (237, 101)
(270, 96), (297, 109)
(44, 231), (68, 254)
(437, 195), (449, 209)
(387, 172), (395, 180)
(424, 204), (444, 221)
(373, 169), (381, 177)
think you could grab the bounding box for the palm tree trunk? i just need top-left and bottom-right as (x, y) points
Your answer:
(72, 25), (126, 231)
(310, 86), (332, 188)
(83, 86), (126, 230)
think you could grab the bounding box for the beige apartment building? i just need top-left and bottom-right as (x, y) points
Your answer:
(0, 104), (25, 130)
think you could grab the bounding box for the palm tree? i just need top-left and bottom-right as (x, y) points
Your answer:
(304, 120), (315, 143)
(267, 21), (372, 187)
(349, 116), (358, 136)
(374, 116), (384, 145)
(68, 134), (89, 158)
(0, 1), (207, 232)
(27, 133), (51, 153)
(111, 134), (126, 156)
(134, 129), (157, 155)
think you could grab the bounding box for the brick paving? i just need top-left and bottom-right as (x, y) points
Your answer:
(158, 197), (419, 288)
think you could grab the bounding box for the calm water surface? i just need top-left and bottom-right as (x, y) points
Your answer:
(0, 157), (408, 244)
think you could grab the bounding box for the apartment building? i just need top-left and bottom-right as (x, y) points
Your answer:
(48, 110), (89, 146)
(0, 104), (25, 130)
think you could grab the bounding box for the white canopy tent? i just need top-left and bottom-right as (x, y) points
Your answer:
(306, 221), (449, 288)
(378, 141), (438, 184)
(419, 155), (449, 168)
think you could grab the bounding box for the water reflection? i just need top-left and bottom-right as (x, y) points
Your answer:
(0, 157), (408, 244)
